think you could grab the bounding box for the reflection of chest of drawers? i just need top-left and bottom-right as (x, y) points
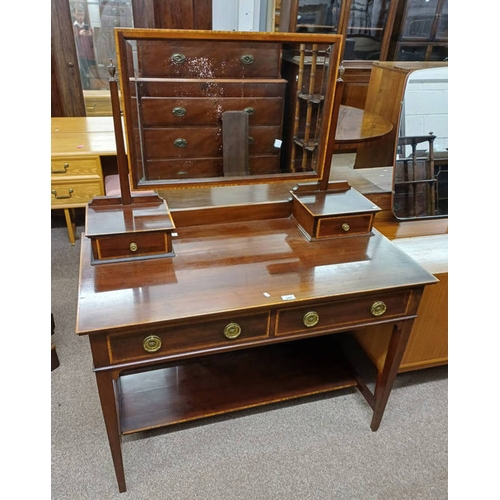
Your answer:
(128, 41), (287, 180)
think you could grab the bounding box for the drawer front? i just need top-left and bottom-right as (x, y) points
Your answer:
(108, 312), (271, 363)
(92, 231), (171, 261)
(275, 291), (412, 337)
(51, 179), (103, 207)
(140, 96), (284, 127)
(134, 79), (287, 99)
(143, 125), (283, 159)
(138, 40), (281, 79)
(316, 214), (374, 238)
(51, 157), (101, 176)
(144, 155), (280, 180)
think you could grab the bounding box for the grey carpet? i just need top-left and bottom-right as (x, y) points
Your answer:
(51, 212), (447, 499)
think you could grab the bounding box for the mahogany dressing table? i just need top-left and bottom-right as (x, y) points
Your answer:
(75, 29), (437, 493)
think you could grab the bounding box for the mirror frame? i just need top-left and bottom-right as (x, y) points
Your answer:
(114, 28), (344, 190)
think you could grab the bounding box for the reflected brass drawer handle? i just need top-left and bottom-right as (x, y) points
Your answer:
(51, 163), (69, 174)
(303, 311), (319, 328)
(171, 53), (186, 64)
(51, 188), (73, 199)
(223, 322), (242, 340)
(341, 223), (350, 232)
(143, 335), (162, 353)
(371, 301), (387, 317)
(172, 106), (186, 117)
(240, 54), (255, 65)
(129, 242), (138, 252)
(174, 138), (187, 148)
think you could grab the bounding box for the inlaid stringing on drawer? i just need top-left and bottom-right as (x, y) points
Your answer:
(107, 312), (271, 363)
(275, 291), (413, 337)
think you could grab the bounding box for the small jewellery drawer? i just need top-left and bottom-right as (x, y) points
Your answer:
(51, 179), (103, 206)
(315, 214), (375, 238)
(138, 40), (282, 79)
(107, 312), (271, 363)
(275, 291), (412, 337)
(91, 231), (173, 262)
(51, 157), (101, 176)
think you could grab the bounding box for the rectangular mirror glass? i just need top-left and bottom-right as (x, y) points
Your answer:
(114, 29), (343, 189)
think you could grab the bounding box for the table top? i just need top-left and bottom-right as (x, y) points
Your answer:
(77, 218), (437, 335)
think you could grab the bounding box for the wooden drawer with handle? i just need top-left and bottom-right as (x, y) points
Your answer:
(51, 156), (101, 177)
(106, 312), (271, 364)
(275, 291), (413, 337)
(51, 179), (103, 207)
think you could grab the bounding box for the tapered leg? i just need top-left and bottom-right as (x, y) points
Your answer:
(370, 320), (413, 431)
(64, 208), (76, 245)
(95, 370), (127, 492)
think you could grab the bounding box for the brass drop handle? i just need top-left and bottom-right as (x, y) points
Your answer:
(174, 138), (187, 148)
(303, 311), (319, 328)
(171, 53), (186, 64)
(51, 163), (69, 174)
(341, 223), (350, 232)
(51, 188), (73, 199)
(243, 107), (255, 115)
(240, 54), (255, 65)
(143, 335), (162, 353)
(223, 322), (242, 340)
(129, 242), (138, 252)
(371, 301), (387, 317)
(172, 106), (186, 117)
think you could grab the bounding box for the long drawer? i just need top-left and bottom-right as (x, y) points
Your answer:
(51, 178), (103, 207)
(137, 40), (282, 79)
(51, 156), (101, 176)
(275, 291), (413, 337)
(145, 155), (280, 180)
(139, 96), (285, 127)
(142, 125), (283, 158)
(107, 312), (271, 364)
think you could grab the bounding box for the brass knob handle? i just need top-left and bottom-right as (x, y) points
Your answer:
(171, 53), (186, 64)
(174, 138), (187, 148)
(51, 163), (69, 174)
(371, 301), (387, 317)
(51, 188), (73, 199)
(303, 311), (319, 328)
(223, 322), (242, 340)
(172, 106), (186, 117)
(129, 242), (138, 252)
(341, 223), (350, 232)
(240, 54), (255, 65)
(143, 335), (162, 353)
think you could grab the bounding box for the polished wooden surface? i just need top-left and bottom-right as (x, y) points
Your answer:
(77, 220), (435, 334)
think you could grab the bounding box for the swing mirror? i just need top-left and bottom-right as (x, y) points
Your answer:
(114, 29), (343, 189)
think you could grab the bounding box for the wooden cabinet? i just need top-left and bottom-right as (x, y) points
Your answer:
(390, 0), (448, 61)
(279, 0), (399, 61)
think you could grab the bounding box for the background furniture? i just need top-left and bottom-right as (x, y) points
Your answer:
(51, 117), (116, 243)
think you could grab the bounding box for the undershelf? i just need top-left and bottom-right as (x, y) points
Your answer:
(118, 335), (357, 435)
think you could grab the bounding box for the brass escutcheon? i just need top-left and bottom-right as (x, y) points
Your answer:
(129, 242), (138, 252)
(341, 223), (351, 232)
(240, 54), (255, 65)
(223, 322), (242, 340)
(172, 106), (186, 117)
(171, 53), (186, 64)
(303, 311), (320, 328)
(174, 138), (187, 148)
(143, 335), (162, 353)
(371, 301), (387, 317)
